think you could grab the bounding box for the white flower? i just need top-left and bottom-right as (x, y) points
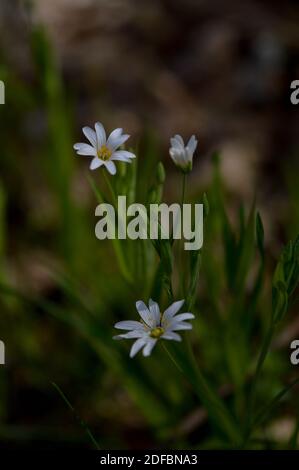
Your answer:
(114, 299), (194, 358)
(73, 122), (136, 175)
(169, 134), (198, 173)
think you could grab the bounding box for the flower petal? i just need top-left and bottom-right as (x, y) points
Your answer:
(169, 322), (193, 331)
(136, 300), (157, 328)
(82, 126), (97, 147)
(107, 132), (130, 151)
(106, 128), (122, 147)
(114, 320), (145, 331)
(113, 330), (146, 340)
(95, 122), (106, 147)
(162, 331), (182, 341)
(74, 143), (97, 156)
(186, 135), (197, 155)
(170, 135), (184, 150)
(163, 300), (185, 323)
(104, 160), (117, 175)
(142, 338), (157, 356)
(130, 338), (147, 358)
(111, 150), (136, 162)
(148, 299), (160, 324)
(174, 134), (185, 146)
(171, 313), (195, 323)
(169, 148), (188, 169)
(90, 157), (103, 170)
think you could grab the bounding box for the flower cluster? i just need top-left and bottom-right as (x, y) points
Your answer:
(74, 122), (197, 176)
(74, 122), (198, 357)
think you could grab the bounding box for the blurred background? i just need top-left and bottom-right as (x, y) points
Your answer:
(0, 0), (298, 450)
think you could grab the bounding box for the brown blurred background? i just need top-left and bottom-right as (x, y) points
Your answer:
(2, 0), (299, 232)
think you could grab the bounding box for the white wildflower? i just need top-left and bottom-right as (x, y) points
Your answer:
(114, 299), (194, 358)
(74, 122), (136, 175)
(169, 134), (198, 173)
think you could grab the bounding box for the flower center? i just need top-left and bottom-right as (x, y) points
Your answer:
(150, 327), (164, 339)
(97, 145), (112, 161)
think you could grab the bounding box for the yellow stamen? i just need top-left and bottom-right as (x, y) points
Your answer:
(150, 327), (164, 339)
(97, 145), (112, 161)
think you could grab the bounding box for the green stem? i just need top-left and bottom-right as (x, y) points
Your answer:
(163, 342), (239, 444)
(244, 322), (276, 442)
(103, 170), (118, 207)
(52, 382), (100, 450)
(179, 173), (187, 295)
(181, 173), (186, 207)
(162, 343), (183, 373)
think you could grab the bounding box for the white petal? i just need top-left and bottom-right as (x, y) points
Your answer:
(170, 135), (184, 150)
(104, 161), (117, 175)
(95, 122), (106, 147)
(136, 301), (157, 328)
(130, 338), (147, 358)
(169, 147), (181, 160)
(82, 126), (97, 147)
(169, 148), (188, 169)
(171, 313), (195, 322)
(106, 128), (122, 147)
(107, 132), (129, 151)
(186, 135), (197, 155)
(74, 143), (97, 156)
(111, 150), (136, 162)
(167, 313), (194, 330)
(142, 338), (157, 356)
(90, 157), (103, 170)
(163, 300), (185, 323)
(113, 330), (146, 339)
(162, 331), (182, 341)
(148, 299), (160, 324)
(170, 139), (182, 152)
(174, 134), (185, 146)
(169, 322), (193, 331)
(114, 320), (145, 331)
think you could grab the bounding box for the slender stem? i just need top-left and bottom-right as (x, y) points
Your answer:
(179, 173), (187, 294)
(244, 322), (276, 442)
(181, 173), (186, 207)
(103, 170), (118, 207)
(162, 343), (183, 373)
(163, 341), (239, 444)
(52, 382), (100, 450)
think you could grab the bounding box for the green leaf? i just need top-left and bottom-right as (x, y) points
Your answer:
(272, 281), (288, 324)
(186, 250), (201, 310)
(203, 192), (210, 218)
(235, 202), (256, 292)
(256, 212), (265, 259)
(166, 342), (240, 445)
(253, 378), (299, 429)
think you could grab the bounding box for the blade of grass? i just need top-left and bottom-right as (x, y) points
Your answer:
(52, 382), (100, 450)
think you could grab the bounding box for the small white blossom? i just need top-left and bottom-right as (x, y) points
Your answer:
(74, 122), (136, 175)
(169, 134), (198, 173)
(114, 299), (194, 358)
